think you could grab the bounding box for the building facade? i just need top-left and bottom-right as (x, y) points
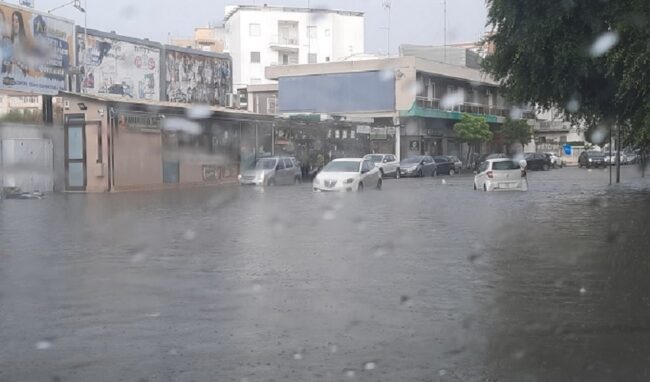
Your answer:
(223, 5), (365, 90)
(266, 56), (534, 162)
(168, 26), (226, 53)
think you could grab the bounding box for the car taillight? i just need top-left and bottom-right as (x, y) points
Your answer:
(521, 169), (527, 177)
(487, 171), (493, 178)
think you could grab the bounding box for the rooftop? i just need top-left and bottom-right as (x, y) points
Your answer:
(224, 4), (364, 22)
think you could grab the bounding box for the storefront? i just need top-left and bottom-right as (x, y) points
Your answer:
(61, 93), (271, 192)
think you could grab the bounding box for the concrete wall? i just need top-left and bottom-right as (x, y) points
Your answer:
(113, 130), (163, 189)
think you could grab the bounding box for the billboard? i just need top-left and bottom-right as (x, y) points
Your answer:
(78, 29), (161, 100)
(278, 71), (395, 114)
(0, 2), (73, 94)
(165, 47), (231, 106)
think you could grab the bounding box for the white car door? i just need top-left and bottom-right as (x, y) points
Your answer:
(360, 160), (373, 186)
(385, 155), (398, 174)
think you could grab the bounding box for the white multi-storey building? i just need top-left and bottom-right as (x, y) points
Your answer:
(223, 5), (365, 90)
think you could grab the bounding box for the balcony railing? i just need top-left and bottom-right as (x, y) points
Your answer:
(269, 35), (299, 48)
(536, 121), (571, 131)
(415, 96), (535, 119)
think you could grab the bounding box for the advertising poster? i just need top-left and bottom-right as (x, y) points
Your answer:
(79, 31), (160, 100)
(0, 2), (74, 94)
(165, 49), (231, 106)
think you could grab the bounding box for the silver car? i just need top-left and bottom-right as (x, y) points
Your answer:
(239, 157), (302, 186)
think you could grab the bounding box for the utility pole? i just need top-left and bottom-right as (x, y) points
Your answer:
(609, 125), (612, 185)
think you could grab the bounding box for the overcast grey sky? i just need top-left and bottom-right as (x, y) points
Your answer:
(19, 0), (488, 54)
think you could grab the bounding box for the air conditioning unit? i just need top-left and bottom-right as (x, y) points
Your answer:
(225, 93), (235, 108)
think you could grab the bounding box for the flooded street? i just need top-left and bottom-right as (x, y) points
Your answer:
(2, 167), (650, 381)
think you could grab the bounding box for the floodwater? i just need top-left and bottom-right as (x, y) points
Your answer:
(1, 166), (649, 381)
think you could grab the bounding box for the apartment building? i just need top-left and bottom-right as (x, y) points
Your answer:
(168, 26), (225, 53)
(223, 5), (365, 90)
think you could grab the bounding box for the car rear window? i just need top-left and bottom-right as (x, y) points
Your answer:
(492, 161), (520, 170)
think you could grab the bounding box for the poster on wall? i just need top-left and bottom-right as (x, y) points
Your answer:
(78, 31), (160, 100)
(165, 49), (231, 106)
(0, 2), (73, 94)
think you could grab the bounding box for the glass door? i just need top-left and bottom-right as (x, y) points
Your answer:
(64, 114), (86, 191)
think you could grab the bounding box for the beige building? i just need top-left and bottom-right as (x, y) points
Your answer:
(168, 26), (225, 53)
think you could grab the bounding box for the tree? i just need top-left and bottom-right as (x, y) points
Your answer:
(499, 118), (532, 152)
(482, 0), (650, 144)
(453, 114), (493, 165)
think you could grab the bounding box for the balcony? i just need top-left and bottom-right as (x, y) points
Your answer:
(535, 120), (571, 132)
(414, 96), (535, 120)
(269, 35), (299, 51)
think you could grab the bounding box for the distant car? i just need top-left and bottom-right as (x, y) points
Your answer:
(474, 158), (528, 192)
(544, 152), (564, 168)
(399, 155), (437, 177)
(448, 155), (463, 173)
(474, 153), (508, 171)
(578, 151), (606, 168)
(363, 153), (400, 179)
(433, 156), (457, 175)
(239, 157), (302, 186)
(524, 152), (551, 171)
(313, 158), (382, 192)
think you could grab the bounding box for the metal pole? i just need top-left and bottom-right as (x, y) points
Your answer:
(616, 123), (621, 183)
(443, 0), (447, 62)
(609, 125), (612, 185)
(387, 5), (391, 55)
(83, 0), (87, 86)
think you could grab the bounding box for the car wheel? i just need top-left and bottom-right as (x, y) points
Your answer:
(449, 168), (455, 176)
(417, 169), (423, 177)
(376, 178), (382, 190)
(542, 164), (550, 171)
(483, 183), (487, 192)
(357, 182), (364, 192)
(267, 178), (276, 186)
(395, 168), (400, 179)
(473, 182), (477, 190)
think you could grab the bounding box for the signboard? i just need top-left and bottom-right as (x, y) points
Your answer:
(0, 3), (74, 94)
(369, 127), (387, 140)
(79, 31), (161, 100)
(165, 49), (231, 106)
(563, 143), (572, 155)
(117, 112), (162, 132)
(356, 125), (370, 134)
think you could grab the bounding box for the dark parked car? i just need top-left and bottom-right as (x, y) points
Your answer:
(433, 156), (457, 175)
(473, 153), (508, 171)
(399, 155), (437, 177)
(578, 151), (607, 168)
(524, 153), (552, 171)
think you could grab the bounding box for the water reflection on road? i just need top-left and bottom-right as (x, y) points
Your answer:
(1, 167), (649, 381)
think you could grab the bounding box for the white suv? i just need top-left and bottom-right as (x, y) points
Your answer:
(363, 153), (400, 179)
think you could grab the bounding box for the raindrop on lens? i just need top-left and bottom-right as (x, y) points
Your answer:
(589, 31), (619, 57)
(183, 229), (196, 241)
(363, 361), (376, 370)
(36, 341), (51, 350)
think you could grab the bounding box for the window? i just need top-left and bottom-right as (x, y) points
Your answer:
(342, 130), (347, 139)
(250, 51), (260, 63)
(350, 130), (356, 139)
(492, 161), (519, 170)
(307, 26), (317, 39)
(250, 78), (261, 84)
(308, 53), (317, 64)
(283, 159), (293, 168)
(249, 23), (261, 36)
(276, 160), (285, 170)
(324, 28), (331, 37)
(325, 56), (330, 62)
(334, 130), (340, 139)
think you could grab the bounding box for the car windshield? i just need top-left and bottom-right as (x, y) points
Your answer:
(364, 154), (384, 163)
(321, 161), (360, 173)
(255, 158), (277, 170)
(402, 156), (423, 164)
(492, 160), (520, 170)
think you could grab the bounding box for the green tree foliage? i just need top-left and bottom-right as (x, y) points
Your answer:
(482, 0), (650, 146)
(500, 118), (532, 151)
(453, 114), (493, 163)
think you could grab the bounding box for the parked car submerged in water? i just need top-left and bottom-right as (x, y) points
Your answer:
(399, 156), (437, 177)
(578, 151), (607, 168)
(313, 158), (382, 192)
(239, 157), (302, 186)
(363, 153), (400, 179)
(474, 158), (528, 192)
(433, 156), (457, 175)
(524, 153), (551, 171)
